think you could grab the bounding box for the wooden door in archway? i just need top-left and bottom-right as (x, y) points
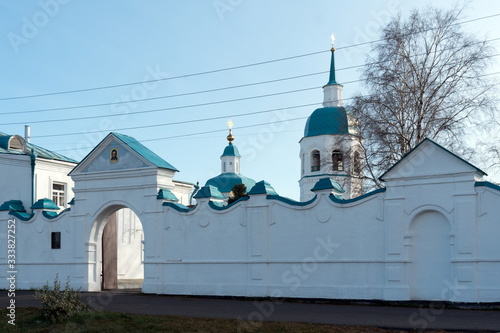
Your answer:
(102, 213), (117, 290)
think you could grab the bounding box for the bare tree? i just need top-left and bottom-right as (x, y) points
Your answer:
(475, 119), (500, 182)
(349, 5), (497, 188)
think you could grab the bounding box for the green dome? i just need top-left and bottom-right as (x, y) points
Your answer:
(205, 172), (256, 193)
(221, 143), (241, 157)
(304, 107), (350, 137)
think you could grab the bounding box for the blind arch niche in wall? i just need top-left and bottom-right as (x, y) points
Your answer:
(409, 210), (452, 300)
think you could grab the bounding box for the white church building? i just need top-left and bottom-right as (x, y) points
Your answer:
(1, 44), (500, 302)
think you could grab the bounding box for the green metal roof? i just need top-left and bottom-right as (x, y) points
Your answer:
(31, 198), (59, 210)
(27, 142), (78, 163)
(0, 132), (77, 163)
(304, 107), (350, 137)
(205, 172), (256, 193)
(157, 188), (179, 202)
(267, 194), (316, 206)
(475, 181), (500, 192)
(193, 185), (225, 199)
(329, 188), (386, 204)
(0, 200), (26, 212)
(162, 201), (192, 212)
(221, 143), (241, 157)
(0, 135), (14, 150)
(311, 177), (345, 193)
(247, 180), (278, 196)
(112, 132), (179, 171)
(9, 211), (33, 221)
(42, 208), (71, 220)
(326, 49), (339, 86)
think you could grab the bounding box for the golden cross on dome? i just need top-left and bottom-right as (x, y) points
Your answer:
(227, 118), (234, 143)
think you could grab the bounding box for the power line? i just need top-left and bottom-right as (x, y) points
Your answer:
(2, 85), (330, 126)
(32, 102), (321, 138)
(4, 39), (499, 116)
(31, 70), (500, 141)
(1, 12), (498, 102)
(53, 116), (309, 153)
(0, 50), (328, 102)
(6, 65), (500, 126)
(0, 72), (329, 115)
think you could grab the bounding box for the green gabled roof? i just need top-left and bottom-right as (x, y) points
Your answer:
(221, 143), (241, 157)
(379, 138), (487, 181)
(112, 132), (178, 171)
(205, 172), (256, 193)
(0, 132), (77, 163)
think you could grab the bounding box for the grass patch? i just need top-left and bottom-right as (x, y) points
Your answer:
(0, 307), (467, 332)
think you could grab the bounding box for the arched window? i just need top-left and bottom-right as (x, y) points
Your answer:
(353, 151), (362, 175)
(223, 162), (226, 172)
(311, 150), (320, 172)
(301, 154), (305, 175)
(332, 150), (343, 171)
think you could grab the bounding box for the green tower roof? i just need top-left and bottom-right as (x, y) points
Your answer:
(221, 143), (241, 157)
(303, 107), (350, 137)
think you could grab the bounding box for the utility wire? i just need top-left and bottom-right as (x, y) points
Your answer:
(3, 39), (499, 116)
(0, 51), (327, 101)
(0, 72), (329, 115)
(2, 85), (332, 126)
(33, 70), (500, 142)
(1, 13), (498, 101)
(6, 65), (500, 126)
(32, 68), (500, 139)
(54, 116), (309, 153)
(32, 102), (321, 138)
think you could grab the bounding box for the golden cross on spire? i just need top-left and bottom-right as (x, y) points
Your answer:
(227, 118), (234, 143)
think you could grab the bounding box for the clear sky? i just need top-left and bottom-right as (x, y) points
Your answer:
(1, 0), (499, 199)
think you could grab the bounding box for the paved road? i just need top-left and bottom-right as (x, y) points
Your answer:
(2, 290), (500, 332)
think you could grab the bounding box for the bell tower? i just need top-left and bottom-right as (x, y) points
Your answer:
(299, 34), (364, 201)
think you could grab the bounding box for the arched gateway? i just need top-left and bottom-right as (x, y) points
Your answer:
(89, 204), (144, 290)
(69, 132), (191, 291)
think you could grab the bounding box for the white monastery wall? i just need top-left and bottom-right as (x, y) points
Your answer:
(1, 176), (500, 302)
(1, 137), (499, 303)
